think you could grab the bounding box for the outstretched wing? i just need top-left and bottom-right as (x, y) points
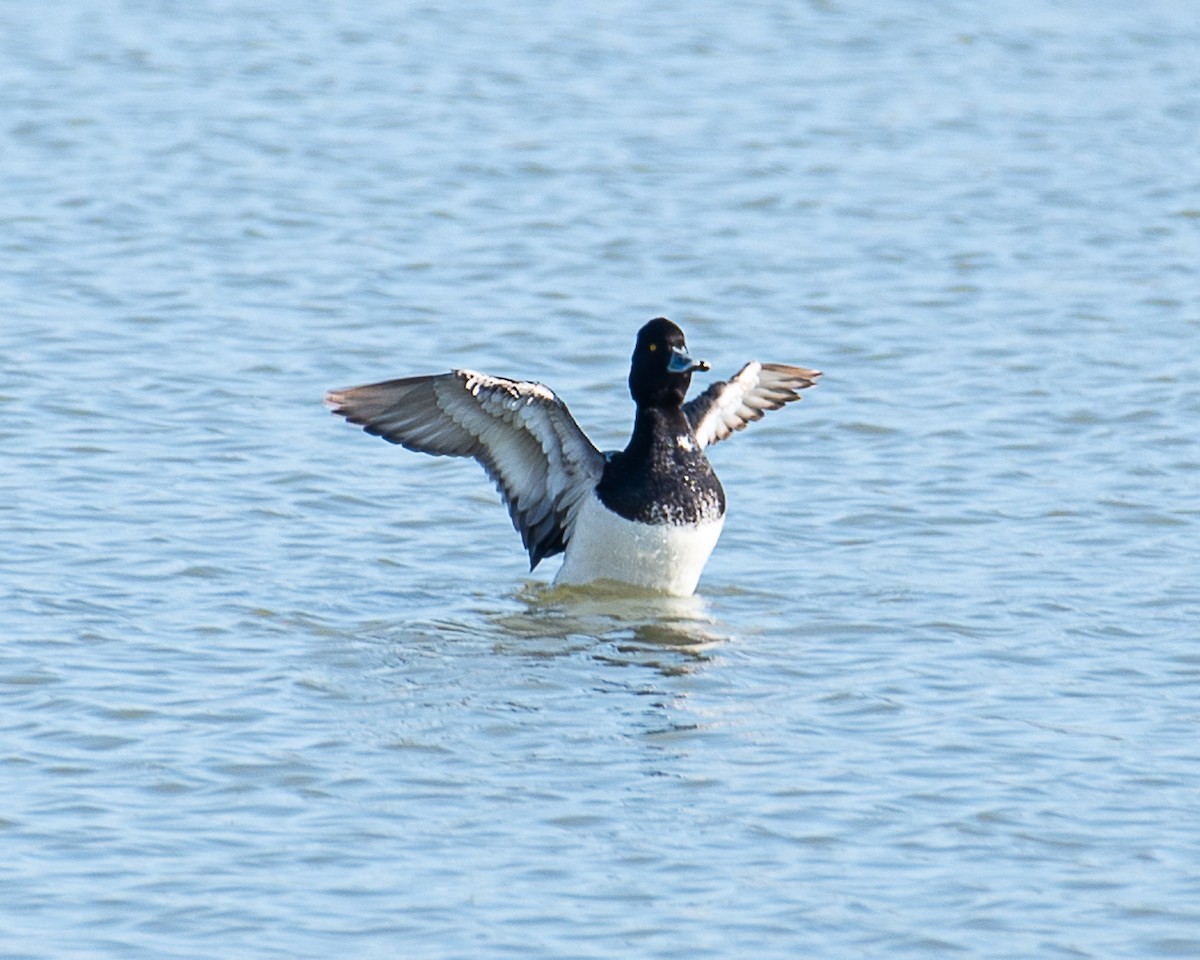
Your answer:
(684, 362), (821, 451)
(325, 370), (606, 569)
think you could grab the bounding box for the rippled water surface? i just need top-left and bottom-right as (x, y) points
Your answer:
(3, 2), (1199, 958)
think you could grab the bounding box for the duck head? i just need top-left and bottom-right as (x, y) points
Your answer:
(628, 317), (709, 408)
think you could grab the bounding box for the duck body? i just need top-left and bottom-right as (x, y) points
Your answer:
(555, 491), (724, 596)
(325, 318), (819, 596)
(559, 404), (727, 595)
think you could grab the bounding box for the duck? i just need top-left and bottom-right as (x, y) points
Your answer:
(325, 317), (820, 596)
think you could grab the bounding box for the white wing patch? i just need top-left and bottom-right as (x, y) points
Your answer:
(325, 370), (606, 568)
(684, 361), (821, 451)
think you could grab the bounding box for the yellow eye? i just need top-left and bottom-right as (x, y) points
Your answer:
(648, 343), (657, 352)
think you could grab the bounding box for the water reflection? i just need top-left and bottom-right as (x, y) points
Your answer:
(485, 580), (730, 674)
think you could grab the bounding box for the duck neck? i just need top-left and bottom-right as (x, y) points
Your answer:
(626, 405), (693, 457)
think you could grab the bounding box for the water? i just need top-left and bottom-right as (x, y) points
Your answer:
(3, 1), (1199, 957)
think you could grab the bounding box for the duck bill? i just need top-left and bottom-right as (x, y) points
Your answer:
(667, 346), (710, 374)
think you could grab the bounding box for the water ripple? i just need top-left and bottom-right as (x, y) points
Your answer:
(2, 1), (1199, 958)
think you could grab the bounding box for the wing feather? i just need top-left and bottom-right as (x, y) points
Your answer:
(325, 370), (605, 568)
(685, 362), (821, 450)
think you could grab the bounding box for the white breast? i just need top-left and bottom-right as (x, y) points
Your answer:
(554, 493), (725, 596)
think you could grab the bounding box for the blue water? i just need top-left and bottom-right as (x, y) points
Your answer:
(3, 2), (1199, 958)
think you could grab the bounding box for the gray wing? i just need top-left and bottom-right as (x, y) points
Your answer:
(325, 370), (606, 569)
(684, 362), (821, 451)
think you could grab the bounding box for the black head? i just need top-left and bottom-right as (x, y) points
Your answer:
(628, 317), (709, 408)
